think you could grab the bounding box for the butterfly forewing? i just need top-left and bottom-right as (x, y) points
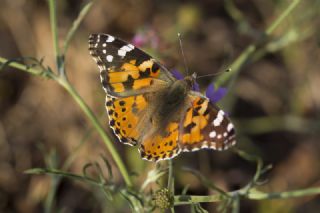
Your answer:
(89, 34), (174, 97)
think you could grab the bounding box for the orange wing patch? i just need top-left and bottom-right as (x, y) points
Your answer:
(132, 78), (154, 90)
(106, 59), (160, 94)
(180, 97), (210, 149)
(139, 122), (181, 162)
(138, 60), (160, 77)
(106, 94), (147, 145)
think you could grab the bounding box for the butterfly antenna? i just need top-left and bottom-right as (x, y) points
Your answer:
(196, 68), (231, 79)
(178, 33), (189, 76)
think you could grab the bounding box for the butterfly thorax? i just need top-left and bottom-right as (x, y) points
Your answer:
(148, 76), (194, 136)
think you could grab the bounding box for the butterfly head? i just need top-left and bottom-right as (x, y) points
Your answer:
(182, 72), (199, 91)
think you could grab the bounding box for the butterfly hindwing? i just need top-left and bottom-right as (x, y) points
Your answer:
(180, 94), (236, 152)
(138, 94), (236, 162)
(89, 34), (174, 97)
(139, 122), (181, 162)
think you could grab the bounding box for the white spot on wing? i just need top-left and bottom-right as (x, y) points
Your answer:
(118, 49), (126, 57)
(212, 110), (224, 126)
(209, 131), (216, 138)
(227, 123), (234, 132)
(210, 144), (216, 149)
(106, 35), (115, 42)
(191, 147), (200, 151)
(102, 49), (106, 54)
(106, 55), (113, 62)
(121, 45), (132, 52)
(201, 144), (209, 148)
(201, 141), (208, 148)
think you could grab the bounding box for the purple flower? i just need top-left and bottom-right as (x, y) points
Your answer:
(206, 84), (227, 103)
(131, 30), (159, 49)
(132, 34), (145, 47)
(171, 69), (184, 80)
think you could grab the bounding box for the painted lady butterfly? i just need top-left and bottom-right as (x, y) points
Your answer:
(89, 34), (236, 162)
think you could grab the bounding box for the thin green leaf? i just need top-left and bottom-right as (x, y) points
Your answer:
(192, 203), (209, 213)
(101, 186), (113, 201)
(0, 57), (52, 77)
(25, 167), (105, 188)
(141, 167), (167, 191)
(120, 189), (144, 213)
(25, 168), (47, 174)
(182, 185), (190, 195)
(94, 162), (106, 183)
(63, 1), (93, 54)
(100, 154), (113, 180)
(82, 162), (94, 177)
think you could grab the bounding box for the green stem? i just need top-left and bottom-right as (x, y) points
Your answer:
(174, 194), (225, 205)
(0, 57), (47, 76)
(57, 78), (133, 187)
(215, 0), (301, 87)
(167, 160), (175, 213)
(265, 0), (300, 36)
(48, 0), (59, 62)
(247, 187), (320, 200)
(174, 187), (320, 205)
(0, 56), (133, 187)
(63, 1), (93, 55)
(231, 195), (240, 213)
(25, 168), (109, 188)
(167, 160), (174, 190)
(215, 45), (256, 87)
(48, 0), (64, 76)
(45, 176), (59, 213)
(44, 151), (59, 213)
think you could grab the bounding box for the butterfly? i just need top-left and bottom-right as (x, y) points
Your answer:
(88, 33), (236, 162)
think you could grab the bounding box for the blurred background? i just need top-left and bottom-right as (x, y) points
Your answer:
(0, 0), (320, 212)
